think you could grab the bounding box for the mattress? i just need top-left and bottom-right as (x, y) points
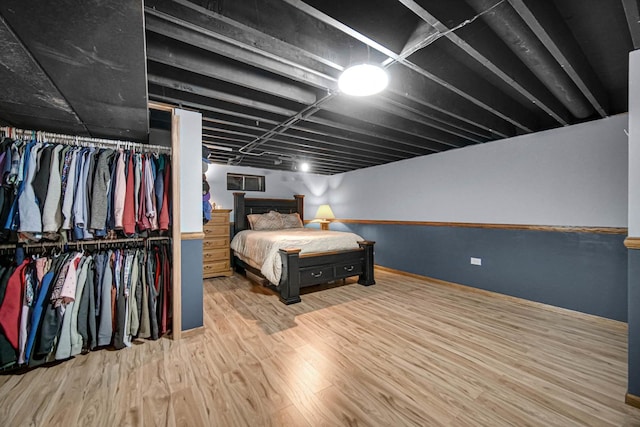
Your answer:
(230, 228), (364, 284)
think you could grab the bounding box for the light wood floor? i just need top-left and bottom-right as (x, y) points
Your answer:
(1, 269), (639, 426)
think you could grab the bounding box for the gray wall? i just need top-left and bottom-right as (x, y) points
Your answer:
(334, 222), (627, 321)
(181, 239), (204, 330)
(329, 114), (628, 227)
(322, 115), (630, 321)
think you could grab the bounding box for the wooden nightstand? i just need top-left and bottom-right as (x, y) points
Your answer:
(203, 209), (233, 278)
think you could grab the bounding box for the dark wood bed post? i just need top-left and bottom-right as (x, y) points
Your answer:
(233, 192), (246, 233)
(294, 194), (304, 220)
(358, 241), (376, 286)
(278, 248), (302, 304)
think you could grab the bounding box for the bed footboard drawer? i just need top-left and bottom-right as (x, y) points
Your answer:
(335, 261), (363, 278)
(299, 265), (335, 286)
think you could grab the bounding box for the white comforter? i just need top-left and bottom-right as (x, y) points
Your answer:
(230, 228), (364, 284)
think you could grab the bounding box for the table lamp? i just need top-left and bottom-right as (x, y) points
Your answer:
(314, 204), (335, 230)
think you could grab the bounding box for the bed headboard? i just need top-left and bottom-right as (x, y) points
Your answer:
(233, 192), (304, 234)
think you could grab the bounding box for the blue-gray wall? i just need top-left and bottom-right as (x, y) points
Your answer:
(629, 250), (640, 394)
(181, 239), (204, 330)
(330, 222), (628, 321)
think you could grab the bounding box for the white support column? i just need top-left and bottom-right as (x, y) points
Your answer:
(626, 49), (640, 405)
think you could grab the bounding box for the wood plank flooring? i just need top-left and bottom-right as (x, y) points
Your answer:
(1, 269), (639, 426)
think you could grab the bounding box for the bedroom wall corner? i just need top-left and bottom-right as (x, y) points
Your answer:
(203, 163), (331, 221)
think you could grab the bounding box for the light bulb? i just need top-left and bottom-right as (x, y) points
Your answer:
(338, 64), (388, 96)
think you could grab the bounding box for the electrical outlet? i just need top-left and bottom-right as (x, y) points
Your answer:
(470, 257), (482, 266)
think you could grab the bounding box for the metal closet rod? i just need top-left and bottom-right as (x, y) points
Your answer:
(0, 236), (172, 250)
(0, 126), (172, 154)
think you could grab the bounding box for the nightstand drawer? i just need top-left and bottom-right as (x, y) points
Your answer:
(203, 248), (229, 262)
(204, 224), (229, 237)
(203, 260), (231, 277)
(203, 236), (229, 250)
(208, 212), (229, 225)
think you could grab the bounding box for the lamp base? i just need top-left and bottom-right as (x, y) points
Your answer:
(319, 220), (330, 231)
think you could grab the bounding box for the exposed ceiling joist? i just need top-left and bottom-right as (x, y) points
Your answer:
(622, 0), (640, 49)
(396, 0), (572, 125)
(502, 0), (608, 117)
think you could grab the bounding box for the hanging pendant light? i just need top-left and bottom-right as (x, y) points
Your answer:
(338, 63), (389, 96)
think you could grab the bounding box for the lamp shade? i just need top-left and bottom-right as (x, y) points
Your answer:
(314, 204), (335, 220)
(338, 64), (388, 96)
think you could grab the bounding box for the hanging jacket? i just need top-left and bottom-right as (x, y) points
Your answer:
(158, 160), (171, 231)
(0, 260), (29, 350)
(89, 149), (114, 230)
(32, 145), (53, 216)
(0, 264), (17, 368)
(97, 250), (113, 347)
(24, 268), (54, 363)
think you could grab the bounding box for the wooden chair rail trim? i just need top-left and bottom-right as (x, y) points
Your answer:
(304, 219), (626, 234)
(181, 232), (205, 240)
(624, 237), (640, 249)
(374, 265), (628, 329)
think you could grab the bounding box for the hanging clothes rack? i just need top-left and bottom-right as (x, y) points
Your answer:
(0, 126), (171, 154)
(0, 123), (175, 372)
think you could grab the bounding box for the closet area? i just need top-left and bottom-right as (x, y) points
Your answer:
(0, 127), (174, 371)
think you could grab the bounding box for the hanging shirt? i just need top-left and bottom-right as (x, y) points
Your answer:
(113, 151), (126, 229)
(42, 145), (64, 233)
(18, 143), (43, 233)
(61, 148), (79, 230)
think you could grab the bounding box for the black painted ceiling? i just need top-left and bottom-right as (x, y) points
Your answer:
(1, 1), (638, 175)
(0, 1), (148, 141)
(146, 0), (639, 174)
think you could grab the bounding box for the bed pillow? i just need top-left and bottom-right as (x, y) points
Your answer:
(247, 211), (283, 230)
(280, 212), (304, 229)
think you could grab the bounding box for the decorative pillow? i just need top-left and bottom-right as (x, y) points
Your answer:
(247, 211), (283, 230)
(280, 212), (304, 229)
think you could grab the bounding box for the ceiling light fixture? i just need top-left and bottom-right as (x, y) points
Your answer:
(338, 63), (388, 96)
(299, 162), (310, 172)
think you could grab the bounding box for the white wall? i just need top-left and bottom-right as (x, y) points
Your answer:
(204, 163), (330, 219)
(328, 114), (629, 227)
(629, 51), (640, 236)
(176, 109), (203, 232)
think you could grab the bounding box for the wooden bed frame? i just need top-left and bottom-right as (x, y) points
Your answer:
(232, 192), (375, 304)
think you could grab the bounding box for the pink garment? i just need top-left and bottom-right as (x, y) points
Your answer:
(58, 253), (83, 305)
(144, 157), (158, 230)
(137, 159), (151, 231)
(35, 257), (47, 283)
(122, 153), (136, 235)
(158, 161), (171, 231)
(113, 151), (127, 229)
